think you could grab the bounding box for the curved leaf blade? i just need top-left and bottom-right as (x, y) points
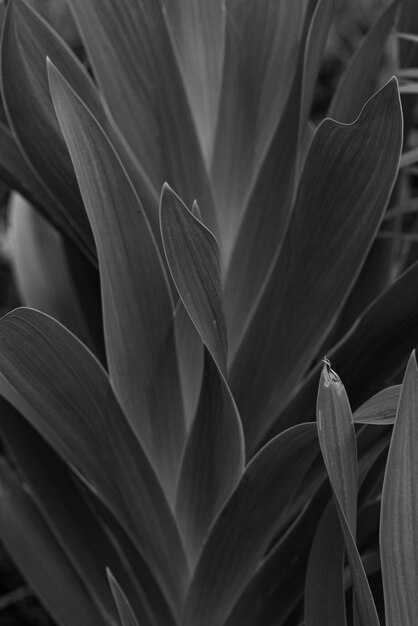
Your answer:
(0, 308), (188, 616)
(231, 78), (403, 454)
(175, 349), (244, 568)
(183, 423), (319, 626)
(354, 386), (400, 425)
(380, 351), (418, 625)
(49, 62), (185, 497)
(160, 185), (228, 374)
(108, 572), (139, 626)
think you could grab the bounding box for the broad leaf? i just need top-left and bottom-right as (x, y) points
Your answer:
(183, 423), (318, 626)
(210, 0), (307, 261)
(0, 459), (104, 626)
(274, 258), (418, 439)
(329, 0), (400, 123)
(160, 185), (227, 373)
(176, 350), (244, 568)
(67, 0), (217, 236)
(231, 78), (403, 454)
(108, 572), (139, 626)
(380, 351), (418, 625)
(1, 0), (95, 263)
(49, 63), (185, 497)
(0, 308), (188, 616)
(164, 0), (225, 164)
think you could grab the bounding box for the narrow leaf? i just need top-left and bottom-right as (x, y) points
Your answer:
(0, 308), (188, 616)
(176, 349), (244, 568)
(183, 424), (319, 626)
(329, 0), (400, 123)
(49, 62), (185, 497)
(317, 364), (379, 626)
(231, 78), (403, 454)
(0, 459), (104, 626)
(380, 351), (418, 625)
(160, 185), (228, 374)
(108, 572), (139, 626)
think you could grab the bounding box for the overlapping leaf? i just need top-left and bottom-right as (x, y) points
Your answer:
(0, 308), (188, 617)
(49, 63), (185, 497)
(183, 423), (318, 626)
(380, 351), (418, 625)
(67, 0), (217, 236)
(175, 350), (244, 568)
(0, 459), (104, 626)
(231, 79), (403, 454)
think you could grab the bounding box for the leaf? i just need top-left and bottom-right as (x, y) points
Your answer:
(354, 386), (400, 425)
(274, 257), (418, 440)
(160, 185), (228, 374)
(164, 0), (225, 164)
(174, 302), (204, 429)
(230, 78), (403, 455)
(0, 459), (104, 626)
(1, 0), (95, 263)
(49, 62), (185, 497)
(380, 351), (418, 625)
(304, 502), (346, 626)
(0, 308), (188, 617)
(183, 423), (319, 626)
(108, 572), (139, 626)
(329, 0), (400, 123)
(210, 0), (307, 261)
(317, 363), (379, 626)
(9, 194), (94, 350)
(0, 398), (120, 626)
(67, 0), (217, 236)
(175, 349), (244, 568)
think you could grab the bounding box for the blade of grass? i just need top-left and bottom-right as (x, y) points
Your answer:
(108, 572), (139, 626)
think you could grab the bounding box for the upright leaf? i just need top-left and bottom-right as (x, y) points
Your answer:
(160, 185), (228, 374)
(164, 0), (225, 164)
(317, 363), (379, 626)
(380, 351), (418, 625)
(0, 308), (188, 616)
(67, 0), (217, 235)
(210, 0), (307, 260)
(0, 459), (104, 626)
(108, 572), (139, 626)
(231, 79), (403, 454)
(49, 63), (185, 497)
(183, 424), (319, 626)
(176, 350), (244, 568)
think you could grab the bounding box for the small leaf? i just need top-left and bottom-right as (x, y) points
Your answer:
(380, 351), (418, 625)
(183, 423), (319, 626)
(231, 78), (403, 454)
(175, 349), (244, 568)
(108, 572), (139, 626)
(0, 459), (104, 626)
(160, 184), (228, 374)
(49, 62), (185, 497)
